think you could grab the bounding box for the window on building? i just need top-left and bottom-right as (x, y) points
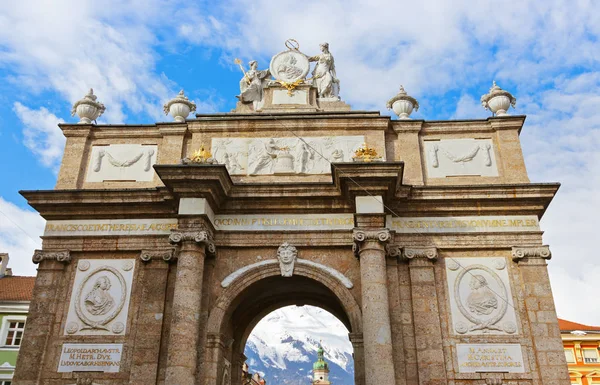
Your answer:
(3, 319), (25, 346)
(583, 348), (599, 363)
(1, 381), (13, 385)
(565, 349), (576, 363)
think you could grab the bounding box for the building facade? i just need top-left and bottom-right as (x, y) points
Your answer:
(559, 319), (600, 385)
(0, 254), (34, 385)
(13, 42), (571, 385)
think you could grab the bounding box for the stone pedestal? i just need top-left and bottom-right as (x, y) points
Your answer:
(512, 246), (571, 384)
(402, 247), (447, 385)
(353, 223), (396, 385)
(165, 231), (215, 385)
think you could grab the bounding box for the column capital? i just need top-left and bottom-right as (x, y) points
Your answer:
(512, 245), (551, 264)
(169, 230), (216, 255)
(402, 246), (438, 265)
(348, 332), (364, 346)
(140, 248), (176, 263)
(352, 229), (391, 258)
(32, 250), (71, 264)
(385, 244), (402, 258)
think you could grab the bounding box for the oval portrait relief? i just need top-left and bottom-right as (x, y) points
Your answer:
(453, 264), (509, 332)
(74, 265), (127, 331)
(270, 51), (310, 83)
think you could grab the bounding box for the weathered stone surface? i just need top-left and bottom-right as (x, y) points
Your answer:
(15, 110), (568, 385)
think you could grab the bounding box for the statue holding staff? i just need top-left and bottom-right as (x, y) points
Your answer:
(235, 59), (270, 110)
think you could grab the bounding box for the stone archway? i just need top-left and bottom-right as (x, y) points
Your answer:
(203, 262), (364, 385)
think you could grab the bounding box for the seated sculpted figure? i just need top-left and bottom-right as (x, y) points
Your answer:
(237, 60), (270, 110)
(309, 42), (340, 99)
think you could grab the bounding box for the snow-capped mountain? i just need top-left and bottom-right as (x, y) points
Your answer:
(244, 305), (355, 385)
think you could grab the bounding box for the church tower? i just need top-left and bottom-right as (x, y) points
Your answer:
(312, 344), (331, 385)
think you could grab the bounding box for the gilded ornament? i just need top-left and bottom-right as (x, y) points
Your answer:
(352, 143), (382, 162)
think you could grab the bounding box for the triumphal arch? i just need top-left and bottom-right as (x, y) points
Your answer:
(14, 41), (570, 385)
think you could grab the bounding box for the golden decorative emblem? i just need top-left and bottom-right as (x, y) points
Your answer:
(275, 79), (305, 96)
(352, 143), (382, 162)
(187, 145), (215, 164)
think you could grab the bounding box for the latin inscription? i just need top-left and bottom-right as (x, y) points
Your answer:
(456, 344), (525, 373)
(213, 214), (354, 231)
(58, 343), (122, 372)
(387, 215), (539, 233)
(44, 219), (178, 236)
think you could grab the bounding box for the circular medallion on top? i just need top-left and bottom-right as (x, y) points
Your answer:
(270, 50), (310, 83)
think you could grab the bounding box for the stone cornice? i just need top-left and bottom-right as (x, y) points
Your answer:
(32, 250), (71, 264)
(20, 182), (559, 220)
(512, 245), (551, 261)
(140, 249), (176, 263)
(169, 230), (216, 255)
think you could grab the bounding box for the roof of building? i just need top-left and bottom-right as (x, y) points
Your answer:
(558, 318), (600, 332)
(0, 276), (35, 301)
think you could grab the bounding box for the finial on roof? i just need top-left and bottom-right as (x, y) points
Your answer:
(386, 85), (419, 120)
(480, 81), (517, 117)
(71, 88), (106, 124)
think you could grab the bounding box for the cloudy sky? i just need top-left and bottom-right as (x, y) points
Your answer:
(0, 0), (599, 325)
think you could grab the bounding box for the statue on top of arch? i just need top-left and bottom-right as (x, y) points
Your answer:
(233, 40), (346, 112)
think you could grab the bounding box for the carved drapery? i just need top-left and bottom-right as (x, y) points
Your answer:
(32, 250), (71, 264)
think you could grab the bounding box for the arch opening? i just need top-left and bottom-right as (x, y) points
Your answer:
(244, 305), (355, 385)
(204, 263), (363, 385)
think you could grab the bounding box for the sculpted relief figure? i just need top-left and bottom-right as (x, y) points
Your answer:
(466, 275), (498, 315)
(277, 242), (298, 277)
(309, 43), (340, 99)
(84, 276), (115, 316)
(236, 60), (270, 110)
(249, 139), (279, 175)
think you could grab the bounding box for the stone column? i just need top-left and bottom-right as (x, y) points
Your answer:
(353, 227), (396, 385)
(13, 250), (71, 384)
(349, 332), (365, 385)
(512, 246), (570, 385)
(402, 247), (447, 385)
(165, 231), (215, 385)
(130, 249), (174, 385)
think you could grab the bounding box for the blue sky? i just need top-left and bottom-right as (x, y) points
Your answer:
(0, 0), (599, 324)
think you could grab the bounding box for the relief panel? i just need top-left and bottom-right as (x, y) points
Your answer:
(86, 144), (157, 182)
(445, 257), (518, 335)
(211, 136), (366, 176)
(64, 259), (135, 336)
(424, 138), (498, 178)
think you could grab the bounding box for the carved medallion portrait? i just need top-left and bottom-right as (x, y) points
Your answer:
(270, 50), (310, 83)
(277, 242), (298, 277)
(445, 257), (518, 335)
(64, 259), (135, 336)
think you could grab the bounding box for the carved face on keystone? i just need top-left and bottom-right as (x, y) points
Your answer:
(277, 242), (297, 264)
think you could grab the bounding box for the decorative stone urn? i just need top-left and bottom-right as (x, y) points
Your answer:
(480, 81), (517, 116)
(71, 89), (106, 124)
(163, 90), (197, 122)
(273, 148), (295, 174)
(386, 85), (419, 120)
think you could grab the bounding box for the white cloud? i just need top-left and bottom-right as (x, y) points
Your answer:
(0, 197), (44, 276)
(13, 102), (65, 170)
(1, 0), (599, 326)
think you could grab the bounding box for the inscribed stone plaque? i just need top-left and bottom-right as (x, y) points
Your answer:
(456, 344), (525, 373)
(86, 144), (157, 182)
(386, 215), (540, 233)
(44, 218), (178, 237)
(64, 259), (135, 336)
(58, 343), (123, 372)
(446, 257), (518, 335)
(213, 214), (354, 231)
(273, 89), (308, 104)
(424, 138), (498, 178)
